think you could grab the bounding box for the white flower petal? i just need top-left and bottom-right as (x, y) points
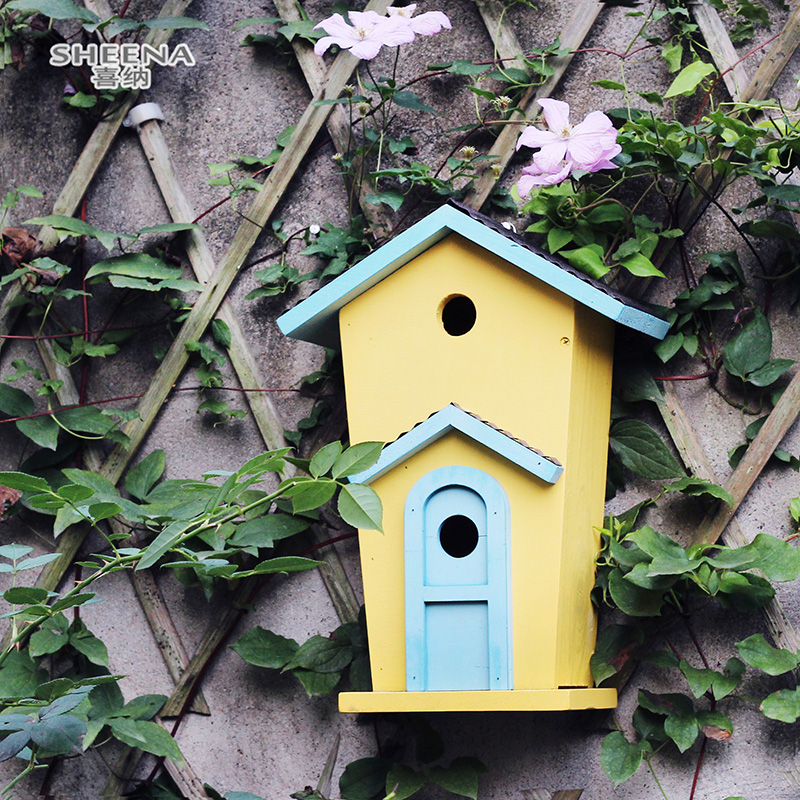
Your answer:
(538, 98), (570, 133)
(410, 10), (452, 34)
(516, 126), (560, 151)
(533, 140), (568, 171)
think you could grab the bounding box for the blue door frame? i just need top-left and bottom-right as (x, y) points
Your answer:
(405, 466), (512, 691)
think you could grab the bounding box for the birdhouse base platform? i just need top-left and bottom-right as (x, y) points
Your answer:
(338, 688), (617, 713)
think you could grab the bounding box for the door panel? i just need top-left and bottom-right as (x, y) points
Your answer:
(425, 602), (489, 690)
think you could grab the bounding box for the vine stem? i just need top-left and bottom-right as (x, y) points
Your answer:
(688, 738), (707, 800)
(644, 755), (670, 800)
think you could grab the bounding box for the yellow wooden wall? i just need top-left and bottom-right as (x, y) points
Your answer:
(338, 232), (615, 692)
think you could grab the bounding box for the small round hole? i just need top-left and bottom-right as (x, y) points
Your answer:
(439, 515), (479, 558)
(441, 295), (476, 336)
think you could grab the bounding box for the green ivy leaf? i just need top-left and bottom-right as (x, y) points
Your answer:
(109, 718), (183, 761)
(662, 477), (733, 506)
(760, 687), (800, 722)
(664, 60), (716, 98)
(735, 634), (799, 675)
(125, 450), (166, 501)
(229, 514), (309, 548)
(0, 471), (51, 493)
(747, 358), (794, 387)
(285, 479), (337, 513)
(340, 758), (393, 800)
(722, 309), (772, 380)
(365, 192), (405, 212)
(393, 91), (438, 115)
(231, 627), (299, 669)
(428, 758), (487, 800)
(293, 669), (340, 697)
(385, 765), (426, 800)
(285, 635), (353, 674)
(591, 624), (644, 684)
(609, 569), (663, 616)
(610, 420), (685, 479)
(600, 731), (649, 785)
(664, 713), (699, 752)
(6, 0), (98, 22)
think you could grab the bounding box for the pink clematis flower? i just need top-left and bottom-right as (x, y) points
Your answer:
(314, 10), (414, 60)
(387, 4), (452, 36)
(515, 98), (621, 197)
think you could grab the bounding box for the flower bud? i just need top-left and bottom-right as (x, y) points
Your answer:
(492, 95), (512, 111)
(460, 146), (478, 160)
(357, 102), (371, 116)
(343, 84), (355, 97)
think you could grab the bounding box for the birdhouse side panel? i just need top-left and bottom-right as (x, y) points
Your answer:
(338, 233), (577, 457)
(360, 432), (565, 694)
(556, 306), (615, 687)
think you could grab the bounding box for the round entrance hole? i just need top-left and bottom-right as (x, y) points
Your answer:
(439, 515), (479, 558)
(441, 295), (476, 336)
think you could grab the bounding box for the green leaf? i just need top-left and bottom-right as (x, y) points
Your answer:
(310, 441), (343, 478)
(661, 41), (683, 72)
(711, 533), (800, 582)
(760, 687), (800, 722)
(230, 514), (309, 548)
(117, 694), (166, 720)
(591, 624), (644, 684)
(0, 383), (33, 417)
(125, 450), (166, 501)
(600, 731), (648, 785)
(610, 420), (685, 479)
(620, 253), (665, 279)
(365, 192), (404, 212)
(230, 556), (320, 578)
(338, 484), (383, 532)
(293, 669), (340, 697)
(679, 661), (715, 698)
(136, 222), (202, 236)
(561, 245), (609, 279)
(109, 718), (183, 761)
(712, 658), (746, 700)
(86, 253), (182, 282)
(17, 415), (60, 450)
(6, 0), (98, 22)
(747, 358), (794, 387)
(30, 714), (87, 755)
(428, 758), (487, 800)
(285, 479), (337, 513)
(0, 471), (51, 493)
(69, 620), (109, 666)
(231, 627), (299, 669)
(24, 214), (126, 251)
(211, 318), (232, 348)
(386, 765), (426, 800)
(664, 60), (716, 98)
(609, 569), (663, 615)
(285, 635), (352, 673)
(592, 79), (626, 90)
(136, 520), (193, 571)
(393, 91), (438, 115)
(735, 634), (799, 675)
(722, 309), (772, 379)
(332, 442), (383, 479)
(0, 651), (47, 698)
(4, 586), (50, 604)
(547, 226), (574, 253)
(340, 758), (392, 800)
(29, 615), (69, 658)
(664, 713), (699, 752)
(663, 477), (733, 506)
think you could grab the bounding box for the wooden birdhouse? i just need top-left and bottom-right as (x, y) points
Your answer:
(278, 202), (668, 713)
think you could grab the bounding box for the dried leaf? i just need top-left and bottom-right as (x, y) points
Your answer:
(1, 227), (38, 266)
(0, 485), (22, 520)
(701, 725), (731, 742)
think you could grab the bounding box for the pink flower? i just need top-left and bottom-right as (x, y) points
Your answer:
(515, 98), (621, 197)
(387, 4), (452, 36)
(313, 10), (414, 60)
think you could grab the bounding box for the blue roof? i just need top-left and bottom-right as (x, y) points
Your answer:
(277, 204), (670, 348)
(348, 404), (563, 486)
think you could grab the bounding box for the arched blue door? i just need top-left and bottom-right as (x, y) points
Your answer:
(405, 466), (511, 691)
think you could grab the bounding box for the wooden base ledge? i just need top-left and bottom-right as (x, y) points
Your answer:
(338, 688), (618, 713)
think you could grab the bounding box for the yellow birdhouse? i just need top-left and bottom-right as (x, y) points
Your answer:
(278, 202), (668, 713)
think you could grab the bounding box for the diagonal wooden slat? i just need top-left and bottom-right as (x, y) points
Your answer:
(134, 114), (360, 624)
(658, 383), (800, 656)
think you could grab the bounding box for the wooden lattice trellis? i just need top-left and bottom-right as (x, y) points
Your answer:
(2, 1), (800, 795)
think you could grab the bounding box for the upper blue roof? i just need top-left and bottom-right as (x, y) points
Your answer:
(348, 404), (563, 486)
(277, 203), (670, 348)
